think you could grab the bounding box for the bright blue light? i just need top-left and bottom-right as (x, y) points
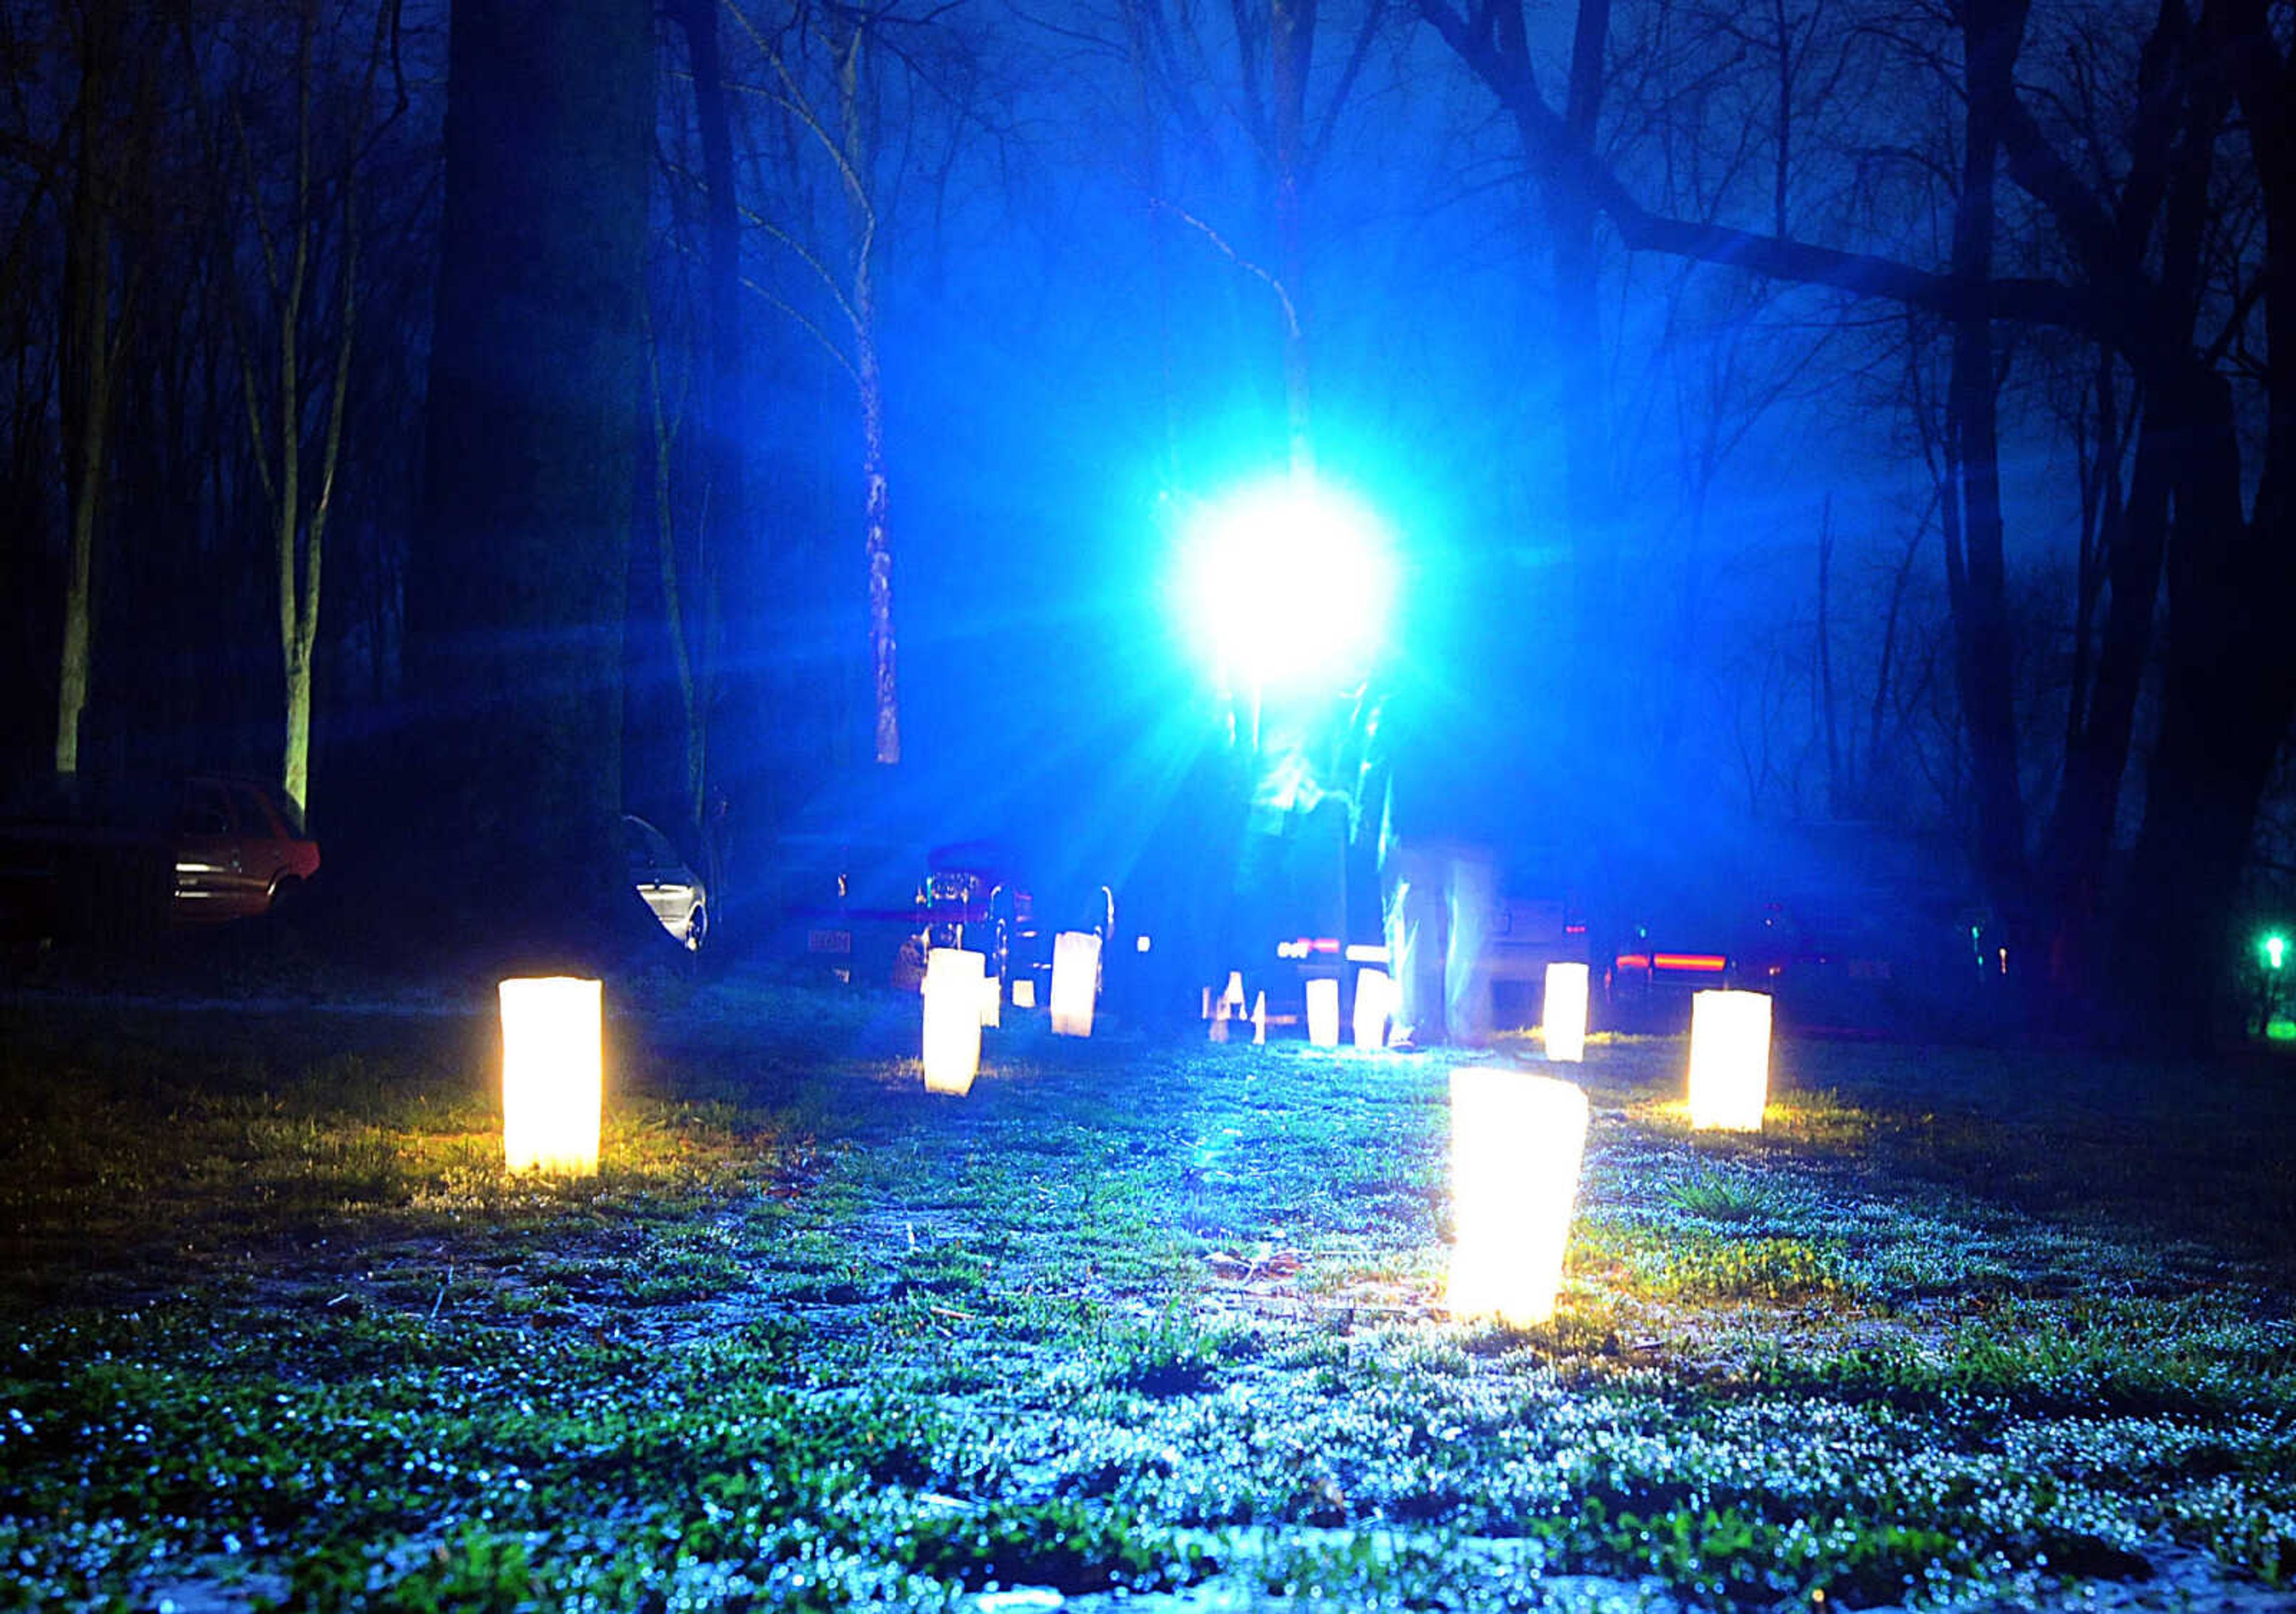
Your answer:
(1173, 472), (1394, 694)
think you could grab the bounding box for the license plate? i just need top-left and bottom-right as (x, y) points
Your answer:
(807, 928), (853, 955)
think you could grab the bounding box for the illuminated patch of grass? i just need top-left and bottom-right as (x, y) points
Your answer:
(1758, 1084), (1880, 1148)
(1083, 1307), (1265, 1396)
(620, 1231), (746, 1306)
(1750, 1298), (2296, 1417)
(1659, 1163), (1804, 1223)
(1629, 1232), (1854, 1301)
(4, 985), (2296, 1609)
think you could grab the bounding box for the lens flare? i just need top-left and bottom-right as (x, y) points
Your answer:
(1174, 473), (1394, 693)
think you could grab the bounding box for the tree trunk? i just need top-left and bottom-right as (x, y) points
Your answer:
(677, 0), (742, 834)
(1817, 496), (1845, 815)
(1549, 185), (1613, 739)
(1271, 0), (1314, 472)
(2111, 0), (2296, 1047)
(838, 27), (899, 767)
(2114, 371), (2296, 1047)
(1514, 0), (1614, 787)
(1561, 0), (1610, 704)
(2037, 374), (2169, 1001)
(1863, 506), (1931, 812)
(2037, 8), (2217, 1015)
(55, 0), (129, 780)
(2103, 0), (2295, 1048)
(404, 0), (655, 967)
(645, 337), (703, 832)
(857, 292), (898, 766)
(259, 0), (361, 824)
(280, 251), (350, 824)
(54, 255), (105, 780)
(1941, 0), (2032, 962)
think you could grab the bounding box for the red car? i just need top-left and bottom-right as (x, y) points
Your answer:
(2, 772), (318, 953)
(170, 775), (320, 923)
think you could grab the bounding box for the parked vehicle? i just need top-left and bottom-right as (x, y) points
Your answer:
(1602, 924), (1735, 1031)
(1485, 894), (1593, 1030)
(765, 834), (930, 983)
(624, 814), (708, 951)
(172, 775), (320, 924)
(1, 772), (317, 954)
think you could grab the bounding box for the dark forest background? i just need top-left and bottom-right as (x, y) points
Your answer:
(3, 0), (2292, 1045)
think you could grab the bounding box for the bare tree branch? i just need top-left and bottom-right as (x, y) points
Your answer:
(1418, 0), (2134, 345)
(1152, 195), (1301, 337)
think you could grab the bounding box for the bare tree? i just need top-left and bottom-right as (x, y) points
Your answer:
(1421, 0), (2286, 1041)
(0, 4), (66, 782)
(726, 0), (993, 768)
(53, 0), (148, 780)
(402, 0), (655, 958)
(213, 0), (399, 820)
(1076, 0), (1400, 470)
(664, 0), (746, 837)
(730, 1), (904, 763)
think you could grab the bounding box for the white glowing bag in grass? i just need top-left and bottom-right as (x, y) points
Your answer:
(1306, 977), (1341, 1047)
(499, 977), (603, 1176)
(1447, 1068), (1589, 1326)
(1543, 961), (1589, 1063)
(923, 947), (986, 1095)
(1352, 968), (1395, 1048)
(1688, 988), (1772, 1130)
(1050, 930), (1101, 1037)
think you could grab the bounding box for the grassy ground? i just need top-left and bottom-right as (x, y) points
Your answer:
(3, 973), (2295, 1612)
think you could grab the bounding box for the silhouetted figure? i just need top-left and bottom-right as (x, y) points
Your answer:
(1357, 674), (1505, 1049)
(1217, 683), (1355, 1021)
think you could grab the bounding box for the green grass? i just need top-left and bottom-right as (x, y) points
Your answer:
(2, 979), (2295, 1609)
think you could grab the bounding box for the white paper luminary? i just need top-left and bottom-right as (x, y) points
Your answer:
(1012, 977), (1037, 1008)
(1306, 977), (1341, 1047)
(923, 948), (987, 1095)
(499, 977), (603, 1176)
(1542, 962), (1590, 1063)
(1050, 931), (1101, 1037)
(1352, 968), (1394, 1049)
(1447, 1068), (1589, 1326)
(1687, 988), (1772, 1130)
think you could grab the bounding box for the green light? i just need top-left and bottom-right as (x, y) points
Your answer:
(2266, 933), (2288, 971)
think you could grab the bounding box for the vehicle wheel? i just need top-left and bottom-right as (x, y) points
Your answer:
(259, 876), (306, 942)
(685, 902), (708, 952)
